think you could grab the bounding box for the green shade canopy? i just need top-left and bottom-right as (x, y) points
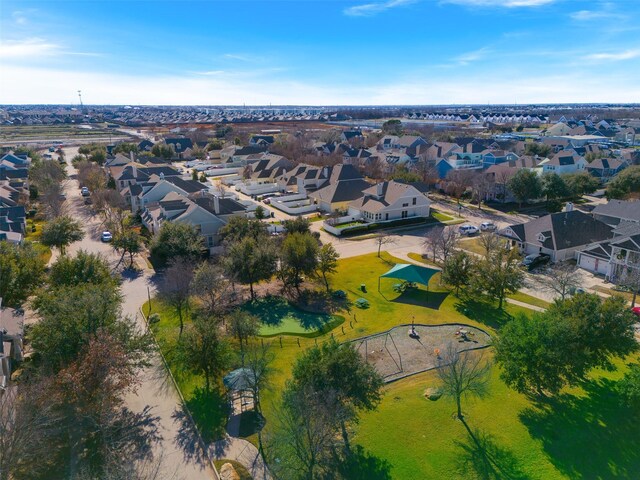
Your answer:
(379, 263), (440, 288)
(223, 368), (256, 392)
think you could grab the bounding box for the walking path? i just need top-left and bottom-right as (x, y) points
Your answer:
(210, 433), (271, 480)
(60, 148), (216, 480)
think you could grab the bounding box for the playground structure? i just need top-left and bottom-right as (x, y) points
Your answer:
(350, 323), (491, 383)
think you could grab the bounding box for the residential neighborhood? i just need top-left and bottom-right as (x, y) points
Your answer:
(3, 0), (640, 479)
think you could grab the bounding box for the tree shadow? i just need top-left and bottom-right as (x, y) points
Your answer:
(174, 386), (229, 450)
(391, 289), (449, 310)
(455, 421), (530, 480)
(454, 297), (513, 329)
(334, 444), (393, 480)
(237, 410), (265, 438)
(243, 295), (337, 332)
(519, 378), (640, 479)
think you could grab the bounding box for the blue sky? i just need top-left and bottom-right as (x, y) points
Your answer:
(1, 0), (639, 105)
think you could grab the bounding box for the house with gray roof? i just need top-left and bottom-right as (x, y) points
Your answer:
(499, 209), (614, 262)
(307, 164), (371, 213)
(592, 199), (640, 226)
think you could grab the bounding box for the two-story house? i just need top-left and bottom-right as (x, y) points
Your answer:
(348, 180), (431, 223)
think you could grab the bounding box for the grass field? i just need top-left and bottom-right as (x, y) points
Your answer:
(146, 252), (639, 479)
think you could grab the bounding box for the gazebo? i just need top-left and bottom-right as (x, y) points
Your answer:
(223, 367), (257, 415)
(378, 263), (440, 292)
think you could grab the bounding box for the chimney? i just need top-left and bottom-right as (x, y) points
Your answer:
(131, 164), (137, 179)
(160, 172), (165, 181)
(322, 166), (328, 178)
(129, 151), (135, 162)
(376, 182), (384, 197)
(214, 195), (220, 214)
(564, 202), (573, 212)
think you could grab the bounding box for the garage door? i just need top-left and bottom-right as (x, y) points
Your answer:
(579, 254), (608, 275)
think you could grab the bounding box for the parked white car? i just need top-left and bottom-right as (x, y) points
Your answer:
(458, 224), (479, 236)
(480, 222), (497, 232)
(101, 231), (113, 242)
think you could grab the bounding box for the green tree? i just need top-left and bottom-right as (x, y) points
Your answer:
(49, 250), (115, 287)
(279, 232), (320, 295)
(282, 216), (311, 235)
(176, 315), (232, 392)
(191, 169), (198, 181)
(471, 247), (524, 309)
(618, 363), (640, 407)
(507, 169), (542, 208)
(112, 142), (139, 155)
(524, 142), (551, 157)
(563, 171), (599, 197)
(223, 236), (276, 300)
(151, 143), (175, 161)
(29, 283), (144, 373)
(391, 165), (421, 183)
(547, 293), (637, 375)
(219, 216), (268, 244)
(436, 343), (492, 419)
(40, 215), (85, 255)
(0, 241), (46, 307)
(288, 338), (383, 453)
(254, 205), (266, 220)
(227, 310), (260, 352)
(441, 250), (473, 296)
(606, 165), (640, 200)
(150, 222), (205, 263)
(542, 173), (570, 202)
(382, 119), (403, 136)
(206, 139), (223, 150)
(495, 313), (568, 395)
(112, 229), (142, 269)
(317, 243), (340, 292)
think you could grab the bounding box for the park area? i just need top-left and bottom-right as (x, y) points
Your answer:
(145, 251), (640, 479)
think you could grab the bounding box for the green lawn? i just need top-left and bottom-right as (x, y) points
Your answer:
(145, 252), (639, 479)
(241, 296), (344, 337)
(507, 291), (551, 310)
(431, 210), (454, 222)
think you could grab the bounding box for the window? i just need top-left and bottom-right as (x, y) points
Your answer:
(402, 210), (408, 218)
(402, 203), (409, 207)
(412, 197), (417, 205)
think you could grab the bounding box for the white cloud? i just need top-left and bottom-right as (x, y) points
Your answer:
(444, 0), (555, 7)
(0, 38), (60, 58)
(584, 50), (640, 61)
(0, 38), (100, 59)
(456, 47), (491, 65)
(344, 0), (416, 17)
(2, 64), (639, 106)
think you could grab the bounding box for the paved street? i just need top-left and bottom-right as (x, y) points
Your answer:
(60, 148), (216, 480)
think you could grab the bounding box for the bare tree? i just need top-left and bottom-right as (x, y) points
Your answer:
(436, 343), (492, 420)
(478, 232), (504, 258)
(41, 183), (67, 219)
(620, 266), (640, 307)
(160, 258), (196, 336)
(471, 173), (495, 209)
(494, 169), (512, 203)
(374, 233), (396, 258)
(444, 169), (474, 203)
(538, 263), (582, 301)
(423, 226), (459, 265)
(190, 261), (235, 319)
(0, 382), (59, 480)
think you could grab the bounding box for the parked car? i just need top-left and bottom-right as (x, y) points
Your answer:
(81, 187), (90, 197)
(458, 224), (479, 236)
(101, 231), (113, 242)
(521, 253), (551, 271)
(480, 222), (497, 232)
(632, 306), (640, 318)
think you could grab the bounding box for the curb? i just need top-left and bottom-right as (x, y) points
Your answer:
(139, 307), (220, 480)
